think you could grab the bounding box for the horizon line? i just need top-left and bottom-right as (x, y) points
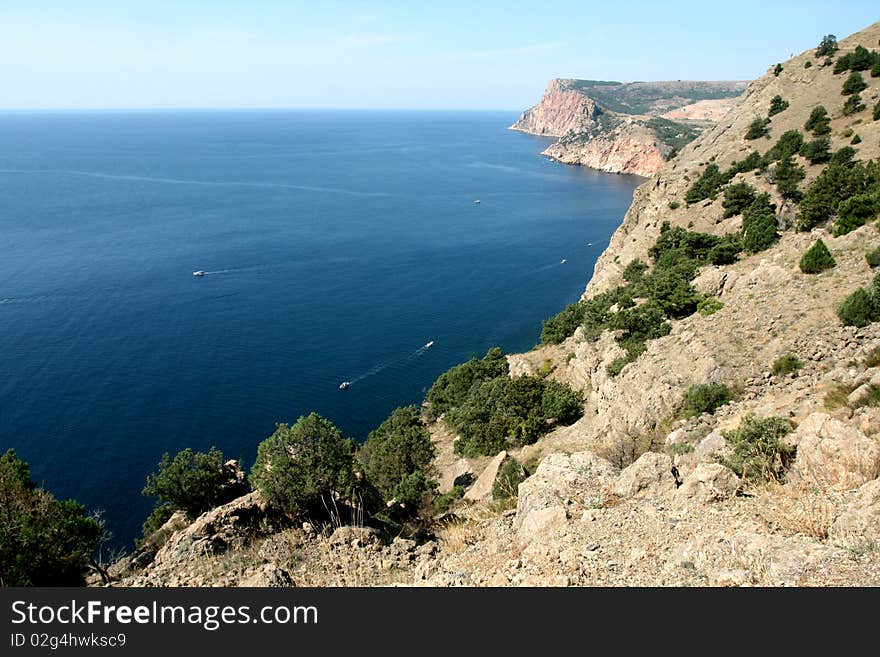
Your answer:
(0, 106), (525, 113)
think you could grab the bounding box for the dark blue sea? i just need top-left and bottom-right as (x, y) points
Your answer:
(0, 110), (640, 547)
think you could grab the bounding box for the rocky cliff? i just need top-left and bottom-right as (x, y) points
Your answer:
(510, 78), (747, 176)
(107, 22), (880, 588)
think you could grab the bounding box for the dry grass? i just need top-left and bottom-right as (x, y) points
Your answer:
(436, 518), (480, 555)
(824, 382), (856, 410)
(756, 480), (837, 540)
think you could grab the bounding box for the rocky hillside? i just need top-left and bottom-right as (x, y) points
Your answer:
(107, 22), (880, 588)
(511, 79), (747, 176)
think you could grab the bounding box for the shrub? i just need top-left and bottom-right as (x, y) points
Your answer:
(250, 413), (359, 520)
(722, 182), (756, 217)
(0, 449), (103, 586)
(835, 46), (877, 73)
(799, 239), (836, 273)
(426, 347), (508, 416)
(773, 64), (783, 76)
(142, 447), (248, 520)
(138, 505), (176, 545)
(708, 234), (743, 265)
(697, 297), (724, 316)
(772, 353), (803, 376)
(799, 137), (831, 164)
(768, 95), (789, 116)
(837, 287), (880, 327)
(815, 35), (838, 58)
(685, 163), (726, 204)
(448, 375), (583, 457)
(745, 117), (770, 140)
(606, 356), (630, 377)
(797, 155), (880, 230)
(623, 258), (649, 283)
(725, 151), (764, 177)
(433, 485), (465, 513)
(804, 106), (831, 136)
(804, 61), (812, 69)
(492, 458), (527, 500)
(741, 193), (778, 252)
(842, 71), (868, 95)
(874, 56), (880, 78)
(875, 102), (880, 121)
(851, 134), (862, 145)
(833, 193), (880, 236)
(867, 246), (880, 268)
(682, 383), (731, 417)
(774, 156), (805, 201)
(719, 415), (795, 482)
(359, 406), (436, 510)
(764, 130), (804, 163)
(668, 200), (680, 210)
(843, 94), (865, 116)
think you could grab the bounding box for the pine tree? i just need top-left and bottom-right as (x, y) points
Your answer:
(799, 239), (836, 273)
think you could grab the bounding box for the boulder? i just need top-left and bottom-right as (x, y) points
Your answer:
(674, 463), (740, 506)
(829, 479), (880, 548)
(611, 452), (676, 499)
(464, 450), (508, 502)
(328, 526), (381, 548)
(240, 564), (294, 587)
(515, 451), (617, 545)
(789, 413), (880, 490)
(693, 430), (730, 464)
(692, 267), (728, 297)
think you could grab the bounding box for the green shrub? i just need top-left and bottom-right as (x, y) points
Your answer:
(448, 375), (583, 457)
(359, 406), (436, 510)
(799, 137), (831, 164)
(851, 134), (862, 145)
(708, 234), (743, 265)
(804, 106), (831, 136)
(433, 485), (465, 513)
(0, 449), (103, 586)
(771, 353), (803, 376)
(426, 347), (508, 416)
(492, 458), (527, 501)
(250, 413), (359, 520)
(773, 64), (783, 76)
(837, 286), (880, 327)
(842, 71), (868, 95)
(843, 94), (865, 116)
(815, 35), (838, 58)
(804, 60), (812, 69)
(138, 505), (175, 545)
(741, 193), (778, 252)
(768, 95), (789, 116)
(685, 163), (727, 204)
(606, 356), (630, 377)
(697, 297), (724, 316)
(623, 258), (649, 283)
(745, 117), (770, 140)
(835, 46), (877, 73)
(719, 415), (795, 482)
(724, 151), (764, 177)
(875, 102), (880, 121)
(833, 193), (880, 236)
(668, 200), (680, 210)
(799, 239), (836, 273)
(866, 246), (880, 268)
(764, 130), (804, 163)
(797, 155), (880, 231)
(874, 56), (880, 78)
(142, 447), (248, 519)
(774, 156), (805, 201)
(722, 182), (757, 218)
(682, 383), (731, 417)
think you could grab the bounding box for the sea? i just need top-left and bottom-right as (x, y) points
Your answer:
(0, 110), (641, 548)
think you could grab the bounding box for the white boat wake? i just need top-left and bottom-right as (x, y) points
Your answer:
(342, 341), (435, 388)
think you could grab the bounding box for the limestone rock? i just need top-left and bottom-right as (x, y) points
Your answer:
(692, 267), (728, 297)
(328, 526), (381, 548)
(830, 479), (880, 549)
(789, 413), (880, 490)
(611, 452), (676, 499)
(464, 450), (508, 502)
(674, 463), (740, 505)
(240, 563), (294, 587)
(694, 430), (730, 464)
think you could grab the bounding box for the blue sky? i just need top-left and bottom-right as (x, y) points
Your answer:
(0, 1), (877, 110)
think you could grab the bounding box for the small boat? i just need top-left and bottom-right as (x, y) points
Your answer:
(193, 270), (205, 277)
(473, 199), (481, 204)
(560, 259), (567, 264)
(425, 340), (434, 348)
(339, 381), (351, 390)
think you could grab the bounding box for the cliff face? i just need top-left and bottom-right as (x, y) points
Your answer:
(508, 78), (603, 137)
(511, 78), (747, 177)
(108, 22), (880, 589)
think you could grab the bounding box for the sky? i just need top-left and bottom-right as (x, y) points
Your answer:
(0, 1), (877, 110)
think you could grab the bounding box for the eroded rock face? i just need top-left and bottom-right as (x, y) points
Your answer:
(673, 463), (740, 506)
(542, 126), (666, 177)
(515, 452), (618, 545)
(509, 79), (602, 137)
(464, 450), (508, 502)
(830, 479), (880, 549)
(611, 452), (676, 499)
(789, 413), (880, 491)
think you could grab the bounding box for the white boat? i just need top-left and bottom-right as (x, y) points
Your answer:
(425, 340), (434, 348)
(339, 381), (351, 390)
(193, 270), (205, 277)
(473, 199), (481, 204)
(560, 259), (567, 264)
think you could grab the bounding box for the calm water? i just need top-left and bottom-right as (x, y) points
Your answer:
(0, 110), (640, 547)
